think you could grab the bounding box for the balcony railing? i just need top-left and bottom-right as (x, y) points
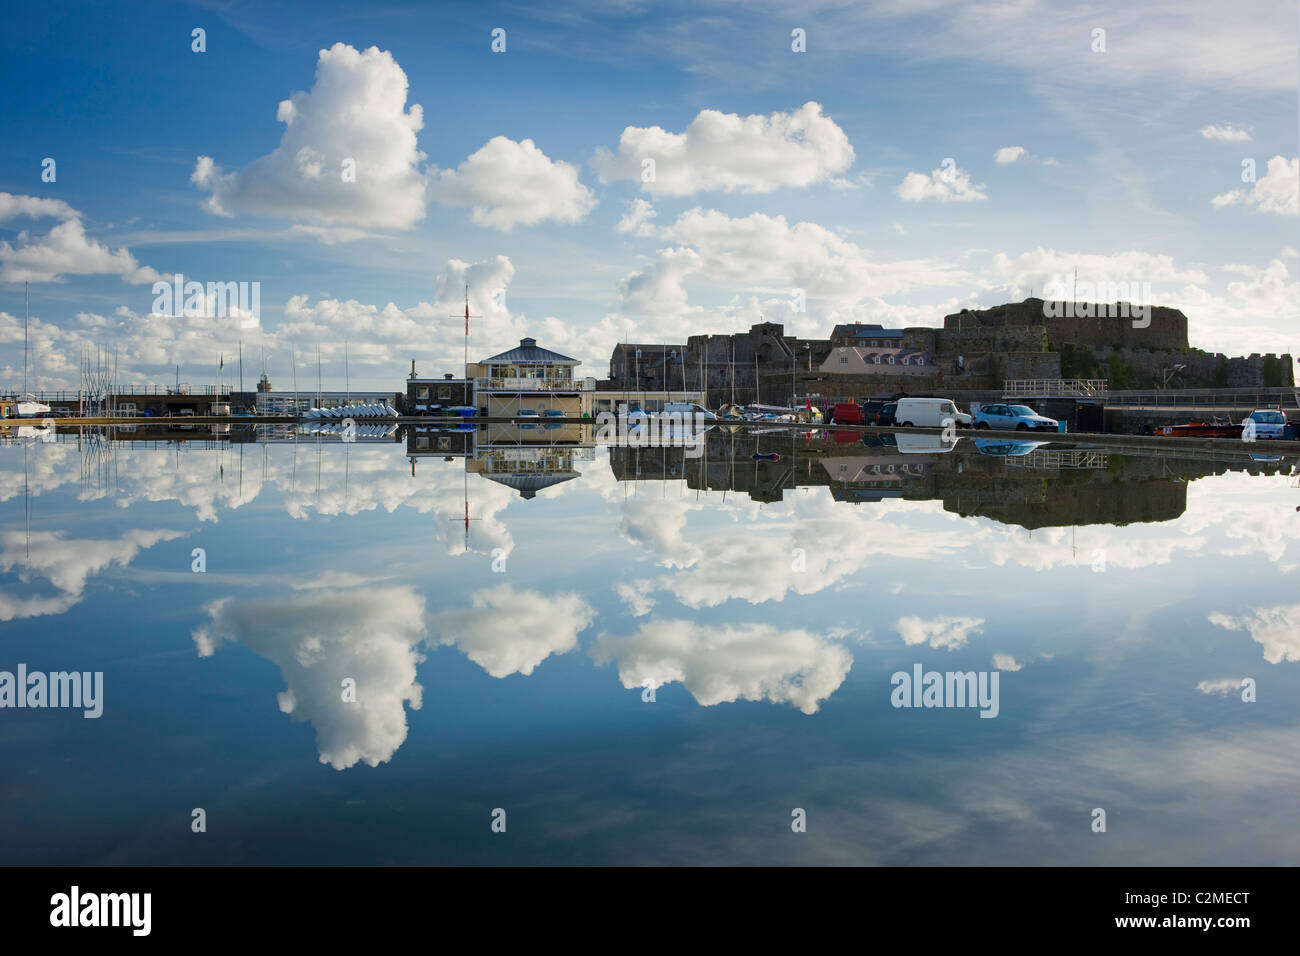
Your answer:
(475, 377), (591, 391)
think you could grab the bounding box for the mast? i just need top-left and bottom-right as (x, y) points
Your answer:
(449, 285), (480, 378)
(345, 340), (350, 402)
(23, 281), (29, 396)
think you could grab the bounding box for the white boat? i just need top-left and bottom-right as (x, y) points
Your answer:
(15, 396), (51, 418)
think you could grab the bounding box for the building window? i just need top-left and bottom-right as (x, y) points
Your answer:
(416, 436), (430, 450)
(888, 355), (895, 365)
(417, 387), (429, 399)
(917, 356), (925, 366)
(840, 356), (848, 364)
(437, 437), (451, 450)
(438, 386), (451, 399)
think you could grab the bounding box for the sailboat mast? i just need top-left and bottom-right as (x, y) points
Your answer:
(24, 281), (29, 396)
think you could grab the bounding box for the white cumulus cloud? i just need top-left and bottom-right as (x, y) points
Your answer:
(1199, 123), (1252, 142)
(429, 136), (596, 231)
(0, 192), (164, 284)
(592, 101), (854, 196)
(896, 163), (987, 202)
(192, 43), (428, 230)
(1211, 156), (1299, 216)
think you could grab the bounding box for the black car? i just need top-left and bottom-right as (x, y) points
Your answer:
(860, 400), (896, 426)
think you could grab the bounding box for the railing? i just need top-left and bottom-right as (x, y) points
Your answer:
(475, 377), (591, 391)
(1004, 450), (1110, 470)
(1104, 387), (1298, 410)
(0, 384), (234, 402)
(1003, 379), (1110, 397)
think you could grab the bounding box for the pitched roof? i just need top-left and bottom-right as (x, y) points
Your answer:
(482, 471), (579, 499)
(482, 337), (579, 365)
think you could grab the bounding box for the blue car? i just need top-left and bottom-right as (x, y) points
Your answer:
(974, 403), (1059, 432)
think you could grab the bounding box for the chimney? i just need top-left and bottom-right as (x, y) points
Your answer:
(410, 360), (417, 379)
(444, 373), (454, 380)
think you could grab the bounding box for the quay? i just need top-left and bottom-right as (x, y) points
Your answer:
(6, 414), (1298, 457)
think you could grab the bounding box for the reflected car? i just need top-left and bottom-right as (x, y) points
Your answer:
(975, 438), (1048, 457)
(974, 403), (1059, 431)
(894, 433), (958, 454)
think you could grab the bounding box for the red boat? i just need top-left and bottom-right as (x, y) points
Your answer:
(1154, 422), (1243, 438)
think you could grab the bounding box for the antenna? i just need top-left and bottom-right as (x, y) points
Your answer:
(345, 340), (350, 402)
(450, 285), (481, 374)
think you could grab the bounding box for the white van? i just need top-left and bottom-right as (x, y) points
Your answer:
(894, 397), (971, 428)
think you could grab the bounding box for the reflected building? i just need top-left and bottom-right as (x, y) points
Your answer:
(604, 429), (1300, 529)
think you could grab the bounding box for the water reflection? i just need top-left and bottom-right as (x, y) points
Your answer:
(2, 424), (1298, 863)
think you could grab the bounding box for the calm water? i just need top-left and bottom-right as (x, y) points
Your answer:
(2, 426), (1298, 865)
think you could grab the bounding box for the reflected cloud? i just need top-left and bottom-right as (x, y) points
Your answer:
(896, 615), (984, 650)
(1196, 677), (1245, 696)
(429, 583), (595, 677)
(0, 528), (185, 621)
(192, 586), (427, 770)
(591, 619), (853, 714)
(1208, 604), (1300, 663)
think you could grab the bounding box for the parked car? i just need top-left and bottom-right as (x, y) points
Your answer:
(869, 401), (897, 426)
(830, 402), (864, 425)
(894, 397), (972, 428)
(1244, 408), (1287, 440)
(974, 403), (1059, 431)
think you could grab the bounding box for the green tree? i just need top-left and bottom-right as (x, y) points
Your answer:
(1106, 353), (1132, 390)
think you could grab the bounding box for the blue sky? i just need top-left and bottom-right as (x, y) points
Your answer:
(1, 0), (1297, 391)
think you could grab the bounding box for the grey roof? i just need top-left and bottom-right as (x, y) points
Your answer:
(482, 337), (579, 366)
(483, 471), (579, 499)
(832, 323), (904, 340)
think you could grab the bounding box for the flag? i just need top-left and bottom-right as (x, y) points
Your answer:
(219, 353), (224, 370)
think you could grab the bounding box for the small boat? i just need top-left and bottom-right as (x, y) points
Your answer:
(15, 395), (52, 418)
(1154, 421), (1242, 438)
(516, 408), (538, 429)
(543, 409), (565, 418)
(444, 405), (476, 418)
(752, 452), (781, 461)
